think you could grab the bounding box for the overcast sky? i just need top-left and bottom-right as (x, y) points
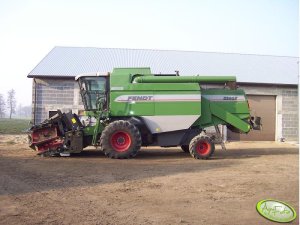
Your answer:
(0, 0), (298, 107)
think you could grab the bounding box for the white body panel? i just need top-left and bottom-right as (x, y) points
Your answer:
(142, 115), (199, 133)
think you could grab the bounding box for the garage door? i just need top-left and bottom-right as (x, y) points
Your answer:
(227, 95), (276, 141)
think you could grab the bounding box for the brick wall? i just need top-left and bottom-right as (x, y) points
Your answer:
(281, 89), (298, 141)
(32, 78), (84, 124)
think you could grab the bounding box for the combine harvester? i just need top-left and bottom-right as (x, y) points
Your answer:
(28, 67), (261, 159)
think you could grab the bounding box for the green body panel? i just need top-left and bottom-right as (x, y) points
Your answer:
(193, 89), (250, 133)
(110, 91), (155, 116)
(110, 67), (151, 89)
(154, 94), (200, 116)
(126, 83), (200, 91)
(210, 103), (250, 133)
(110, 70), (202, 116)
(195, 97), (212, 127)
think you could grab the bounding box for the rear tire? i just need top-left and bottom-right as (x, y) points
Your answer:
(181, 145), (189, 153)
(189, 135), (215, 159)
(100, 120), (141, 159)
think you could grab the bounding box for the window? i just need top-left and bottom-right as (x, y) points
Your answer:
(49, 110), (58, 118)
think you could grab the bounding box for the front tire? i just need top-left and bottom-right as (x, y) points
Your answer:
(100, 120), (141, 159)
(189, 135), (215, 159)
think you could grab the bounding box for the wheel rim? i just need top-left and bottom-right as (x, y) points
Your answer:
(196, 141), (210, 156)
(110, 131), (131, 152)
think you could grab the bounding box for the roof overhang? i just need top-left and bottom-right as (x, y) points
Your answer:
(27, 75), (75, 79)
(27, 72), (110, 80)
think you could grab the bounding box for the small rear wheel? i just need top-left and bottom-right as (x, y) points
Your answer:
(189, 135), (215, 159)
(100, 120), (141, 159)
(181, 145), (189, 153)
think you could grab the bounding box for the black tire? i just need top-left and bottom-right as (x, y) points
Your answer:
(189, 135), (215, 159)
(181, 145), (189, 153)
(100, 120), (141, 159)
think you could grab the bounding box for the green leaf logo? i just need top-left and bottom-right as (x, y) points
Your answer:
(256, 199), (297, 223)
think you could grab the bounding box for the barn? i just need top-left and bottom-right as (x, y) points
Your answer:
(27, 47), (298, 141)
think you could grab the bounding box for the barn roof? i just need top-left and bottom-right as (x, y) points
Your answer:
(28, 46), (299, 85)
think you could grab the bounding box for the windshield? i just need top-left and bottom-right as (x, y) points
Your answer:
(78, 76), (107, 111)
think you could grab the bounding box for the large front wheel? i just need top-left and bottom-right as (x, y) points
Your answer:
(100, 120), (142, 159)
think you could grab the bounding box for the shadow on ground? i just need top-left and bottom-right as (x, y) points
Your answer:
(0, 145), (297, 196)
(74, 145), (298, 160)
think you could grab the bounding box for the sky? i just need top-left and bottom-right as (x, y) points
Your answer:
(0, 0), (298, 106)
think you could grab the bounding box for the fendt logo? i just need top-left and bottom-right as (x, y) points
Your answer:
(128, 96), (153, 101)
(114, 95), (154, 102)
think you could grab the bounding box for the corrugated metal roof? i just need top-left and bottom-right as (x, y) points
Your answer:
(28, 46), (299, 85)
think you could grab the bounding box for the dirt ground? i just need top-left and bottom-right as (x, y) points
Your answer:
(0, 134), (298, 225)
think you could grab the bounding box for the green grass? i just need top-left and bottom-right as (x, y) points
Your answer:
(0, 118), (31, 134)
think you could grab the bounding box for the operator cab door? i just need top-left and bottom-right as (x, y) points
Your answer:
(76, 75), (109, 111)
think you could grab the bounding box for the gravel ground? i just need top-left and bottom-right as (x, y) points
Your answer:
(0, 135), (298, 225)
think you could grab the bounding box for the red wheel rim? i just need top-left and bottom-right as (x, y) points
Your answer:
(196, 141), (210, 156)
(110, 131), (131, 152)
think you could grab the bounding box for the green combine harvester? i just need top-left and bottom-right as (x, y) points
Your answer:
(28, 67), (261, 159)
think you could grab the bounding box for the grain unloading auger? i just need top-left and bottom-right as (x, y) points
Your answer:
(28, 67), (261, 159)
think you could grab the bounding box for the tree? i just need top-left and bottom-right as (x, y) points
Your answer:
(7, 89), (16, 119)
(0, 94), (5, 118)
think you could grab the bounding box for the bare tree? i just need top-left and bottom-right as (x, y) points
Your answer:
(7, 89), (16, 119)
(0, 94), (5, 118)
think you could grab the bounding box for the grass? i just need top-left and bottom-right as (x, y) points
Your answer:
(0, 118), (31, 134)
